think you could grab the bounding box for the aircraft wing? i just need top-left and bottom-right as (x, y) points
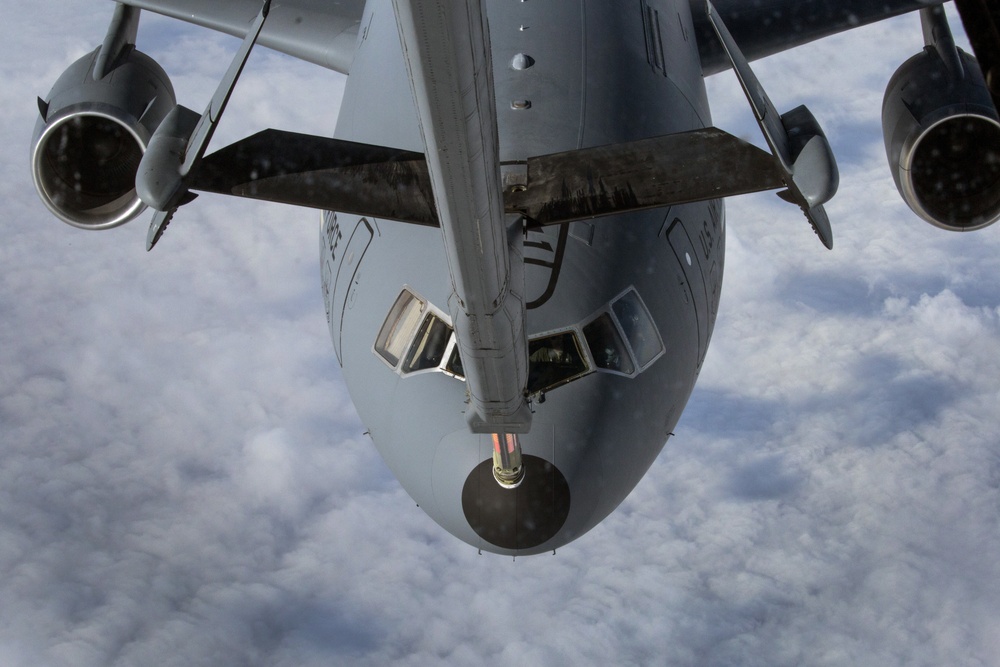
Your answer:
(694, 0), (948, 74)
(118, 0), (365, 73)
(34, 0), (1000, 245)
(122, 0), (948, 77)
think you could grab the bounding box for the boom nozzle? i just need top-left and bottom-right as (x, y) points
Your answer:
(492, 433), (525, 489)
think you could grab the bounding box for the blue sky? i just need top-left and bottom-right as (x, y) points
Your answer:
(3, 2), (1000, 665)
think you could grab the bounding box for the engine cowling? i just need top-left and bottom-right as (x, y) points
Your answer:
(31, 46), (175, 230)
(882, 47), (1000, 231)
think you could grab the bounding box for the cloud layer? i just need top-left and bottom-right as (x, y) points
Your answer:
(3, 3), (1000, 666)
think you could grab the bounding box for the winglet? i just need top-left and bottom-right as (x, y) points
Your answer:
(137, 0), (270, 250)
(707, 0), (838, 249)
(94, 4), (140, 80)
(146, 208), (174, 251)
(180, 0), (270, 176)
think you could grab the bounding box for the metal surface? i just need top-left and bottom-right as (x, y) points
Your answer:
(506, 128), (784, 226)
(392, 0), (531, 433)
(191, 130), (437, 225)
(954, 0), (1000, 114)
(32, 0), (986, 555)
(140, 0), (271, 250)
(186, 127), (793, 230)
(708, 1), (836, 248)
(119, 0), (365, 73)
(694, 0), (949, 74)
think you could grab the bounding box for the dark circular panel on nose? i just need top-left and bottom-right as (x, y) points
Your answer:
(462, 455), (571, 550)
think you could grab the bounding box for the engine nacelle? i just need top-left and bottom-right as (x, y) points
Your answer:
(32, 46), (175, 230)
(882, 47), (1000, 231)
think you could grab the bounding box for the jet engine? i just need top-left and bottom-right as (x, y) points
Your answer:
(882, 47), (1000, 231)
(31, 46), (175, 229)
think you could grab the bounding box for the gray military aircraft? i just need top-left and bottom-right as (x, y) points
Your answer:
(30, 0), (1000, 554)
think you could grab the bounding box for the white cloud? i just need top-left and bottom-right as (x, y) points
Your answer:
(3, 2), (1000, 666)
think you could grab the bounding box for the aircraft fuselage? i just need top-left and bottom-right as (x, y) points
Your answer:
(322, 0), (724, 554)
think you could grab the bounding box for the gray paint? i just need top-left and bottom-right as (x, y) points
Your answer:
(29, 0), (970, 556)
(118, 0), (946, 76)
(328, 0), (720, 554)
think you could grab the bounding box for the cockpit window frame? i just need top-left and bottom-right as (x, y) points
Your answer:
(526, 328), (593, 395)
(373, 287), (426, 369)
(401, 309), (456, 377)
(373, 287), (465, 381)
(579, 287), (665, 378)
(581, 311), (636, 377)
(374, 285), (664, 393)
(608, 287), (664, 372)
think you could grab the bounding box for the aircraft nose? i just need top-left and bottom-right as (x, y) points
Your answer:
(433, 419), (606, 555)
(461, 454), (571, 551)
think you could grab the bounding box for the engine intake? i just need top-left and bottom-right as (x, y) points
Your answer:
(32, 46), (174, 230)
(882, 47), (1000, 231)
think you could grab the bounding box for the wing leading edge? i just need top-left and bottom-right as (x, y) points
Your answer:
(118, 0), (365, 73)
(122, 0), (946, 77)
(694, 0), (948, 74)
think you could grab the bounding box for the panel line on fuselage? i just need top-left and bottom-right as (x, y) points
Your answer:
(323, 0), (724, 554)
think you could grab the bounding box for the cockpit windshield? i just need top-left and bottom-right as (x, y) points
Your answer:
(611, 289), (663, 369)
(527, 331), (589, 393)
(583, 313), (634, 375)
(374, 285), (664, 394)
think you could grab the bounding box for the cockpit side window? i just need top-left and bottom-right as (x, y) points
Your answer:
(611, 289), (663, 369)
(374, 288), (466, 381)
(527, 331), (589, 394)
(374, 289), (425, 368)
(403, 312), (452, 373)
(583, 313), (635, 375)
(444, 345), (464, 379)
